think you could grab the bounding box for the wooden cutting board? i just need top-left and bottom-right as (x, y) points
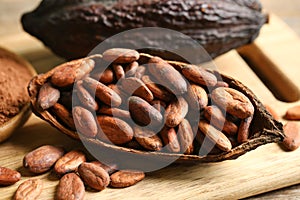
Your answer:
(0, 14), (300, 200)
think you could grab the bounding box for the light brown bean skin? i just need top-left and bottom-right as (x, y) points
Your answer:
(181, 64), (217, 87)
(285, 105), (300, 120)
(211, 87), (254, 119)
(0, 167), (21, 186)
(133, 126), (163, 151)
(54, 150), (86, 175)
(113, 64), (125, 80)
(83, 77), (122, 107)
(187, 84), (208, 110)
(75, 81), (99, 111)
(164, 97), (188, 128)
(142, 75), (174, 102)
(282, 122), (300, 151)
(160, 126), (180, 153)
(125, 61), (139, 77)
(204, 106), (238, 136)
(177, 119), (194, 155)
(72, 106), (98, 138)
(148, 57), (187, 95)
(23, 145), (64, 174)
(37, 82), (60, 110)
(98, 105), (131, 120)
(97, 115), (133, 145)
(52, 103), (76, 130)
(121, 77), (154, 102)
(78, 162), (110, 191)
(110, 170), (145, 188)
(56, 173), (85, 200)
(128, 96), (163, 127)
(14, 179), (43, 200)
(237, 115), (253, 144)
(51, 58), (94, 87)
(102, 48), (140, 64)
(198, 120), (232, 152)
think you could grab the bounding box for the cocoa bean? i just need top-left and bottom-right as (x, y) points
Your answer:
(151, 100), (167, 114)
(113, 64), (125, 80)
(125, 61), (139, 77)
(78, 162), (110, 191)
(0, 167), (21, 186)
(164, 97), (188, 127)
(23, 145), (64, 174)
(14, 179), (43, 200)
(282, 122), (300, 151)
(83, 77), (122, 107)
(128, 96), (163, 126)
(91, 68), (115, 84)
(211, 87), (254, 119)
(285, 105), (300, 120)
(187, 84), (208, 110)
(160, 126), (180, 153)
(72, 106), (98, 138)
(237, 115), (253, 144)
(75, 81), (99, 111)
(103, 48), (140, 64)
(98, 105), (131, 120)
(52, 103), (76, 130)
(177, 119), (194, 155)
(51, 58), (94, 87)
(37, 82), (60, 110)
(142, 75), (174, 102)
(56, 173), (85, 200)
(90, 161), (118, 175)
(54, 150), (86, 175)
(110, 170), (145, 188)
(133, 126), (163, 151)
(204, 106), (238, 136)
(198, 120), (232, 152)
(134, 65), (146, 79)
(121, 77), (154, 102)
(181, 64), (217, 87)
(148, 57), (187, 95)
(97, 115), (133, 145)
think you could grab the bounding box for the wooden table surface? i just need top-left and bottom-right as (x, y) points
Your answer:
(0, 0), (300, 199)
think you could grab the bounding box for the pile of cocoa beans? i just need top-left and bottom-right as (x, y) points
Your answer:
(36, 48), (256, 155)
(3, 145), (144, 200)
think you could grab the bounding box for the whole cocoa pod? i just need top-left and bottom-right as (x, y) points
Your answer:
(21, 0), (267, 60)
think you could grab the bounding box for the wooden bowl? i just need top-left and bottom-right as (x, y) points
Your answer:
(0, 47), (36, 142)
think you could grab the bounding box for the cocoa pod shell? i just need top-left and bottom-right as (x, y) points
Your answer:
(28, 54), (284, 164)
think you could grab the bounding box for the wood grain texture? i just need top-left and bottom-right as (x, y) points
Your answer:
(0, 0), (300, 199)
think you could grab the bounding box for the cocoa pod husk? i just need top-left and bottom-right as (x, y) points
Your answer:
(28, 53), (284, 163)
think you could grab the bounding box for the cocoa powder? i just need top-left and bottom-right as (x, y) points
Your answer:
(0, 53), (32, 125)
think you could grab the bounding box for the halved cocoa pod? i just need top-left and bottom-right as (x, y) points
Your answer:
(28, 53), (284, 164)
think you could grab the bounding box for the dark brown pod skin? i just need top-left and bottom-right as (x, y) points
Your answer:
(21, 0), (267, 60)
